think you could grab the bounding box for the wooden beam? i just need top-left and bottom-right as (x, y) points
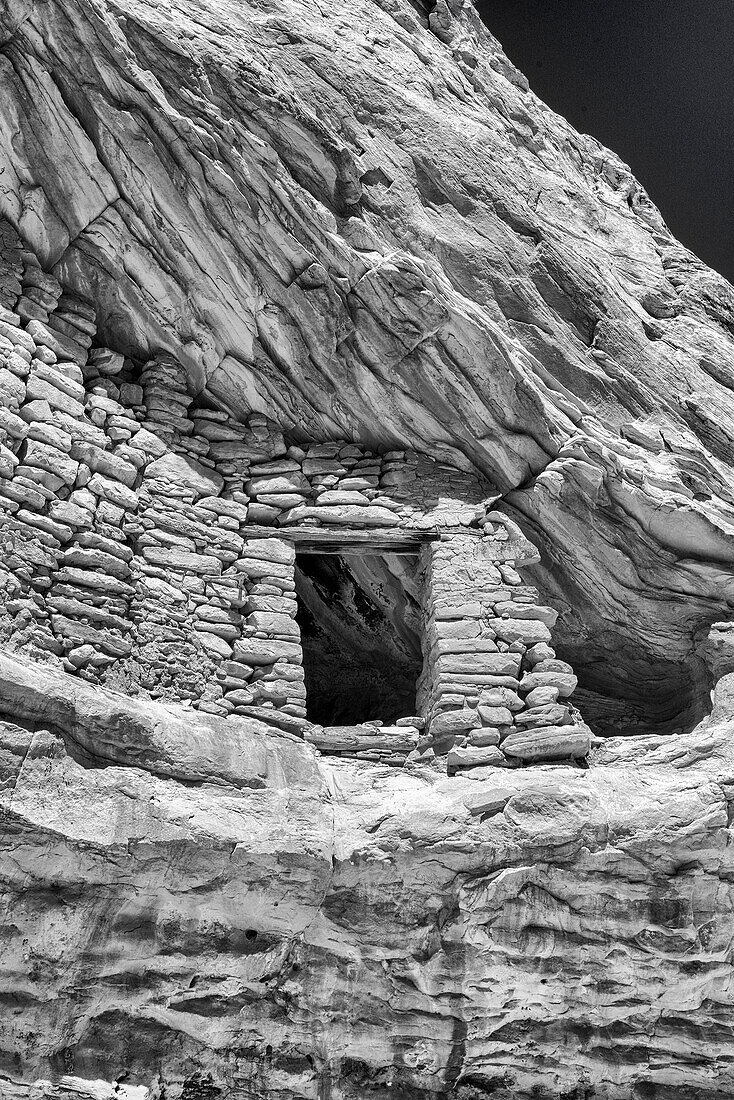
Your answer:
(238, 524), (444, 554)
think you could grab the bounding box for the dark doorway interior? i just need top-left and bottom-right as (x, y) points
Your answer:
(295, 552), (423, 727)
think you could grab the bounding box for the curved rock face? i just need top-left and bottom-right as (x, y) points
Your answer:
(2, 0), (734, 1096)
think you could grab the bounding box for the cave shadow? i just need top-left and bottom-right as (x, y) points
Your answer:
(294, 552), (424, 727)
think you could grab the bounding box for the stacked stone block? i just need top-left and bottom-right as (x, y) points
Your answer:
(230, 537), (307, 721)
(304, 717), (423, 767)
(22, 260), (91, 372)
(192, 410), (284, 503)
(244, 443), (491, 531)
(417, 532), (592, 768)
(386, 451), (493, 529)
(139, 355), (194, 444)
(130, 464), (238, 704)
(271, 442), (400, 528)
(0, 281), (140, 673)
(15, 253), (62, 327)
(124, 357), (298, 712)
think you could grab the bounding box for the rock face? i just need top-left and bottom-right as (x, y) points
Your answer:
(2, 0), (734, 1096)
(3, 654), (734, 1100)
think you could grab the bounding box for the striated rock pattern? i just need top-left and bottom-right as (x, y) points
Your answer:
(1, 0), (734, 1096)
(3, 652), (734, 1099)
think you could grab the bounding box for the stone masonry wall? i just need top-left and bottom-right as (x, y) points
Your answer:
(0, 228), (591, 772)
(0, 254), (488, 705)
(418, 535), (592, 768)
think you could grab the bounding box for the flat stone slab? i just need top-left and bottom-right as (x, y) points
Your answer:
(305, 724), (420, 753)
(502, 724), (592, 761)
(0, 652), (321, 791)
(145, 451), (224, 498)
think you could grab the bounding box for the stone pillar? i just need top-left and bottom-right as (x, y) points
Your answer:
(418, 520), (591, 769)
(418, 533), (516, 757)
(33, 294), (139, 677)
(124, 355), (249, 705)
(231, 537), (307, 719)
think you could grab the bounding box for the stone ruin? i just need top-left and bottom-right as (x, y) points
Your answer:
(0, 229), (592, 775)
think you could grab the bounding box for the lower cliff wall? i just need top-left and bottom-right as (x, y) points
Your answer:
(1, 653), (733, 1100)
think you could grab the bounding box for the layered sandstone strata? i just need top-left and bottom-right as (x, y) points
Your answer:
(1, 651), (734, 1099)
(1, 0), (734, 1096)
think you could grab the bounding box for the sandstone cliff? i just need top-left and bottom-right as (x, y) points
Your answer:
(1, 0), (734, 1096)
(3, 652), (734, 1099)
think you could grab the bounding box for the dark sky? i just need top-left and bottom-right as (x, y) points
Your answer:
(476, 1), (734, 284)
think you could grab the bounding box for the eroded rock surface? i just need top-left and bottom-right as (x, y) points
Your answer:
(2, 0), (734, 1095)
(2, 657), (734, 1099)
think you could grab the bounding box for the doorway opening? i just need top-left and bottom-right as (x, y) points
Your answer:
(294, 552), (423, 727)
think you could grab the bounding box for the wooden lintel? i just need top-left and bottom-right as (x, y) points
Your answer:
(238, 524), (443, 554)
